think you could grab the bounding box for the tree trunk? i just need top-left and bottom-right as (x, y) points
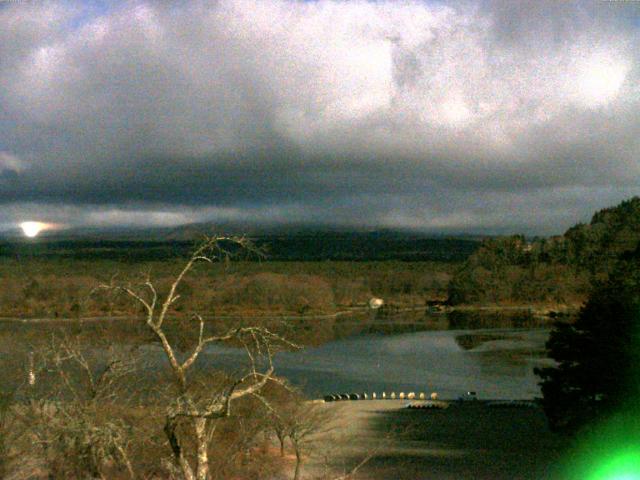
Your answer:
(278, 435), (285, 457)
(195, 417), (210, 480)
(293, 447), (302, 480)
(164, 416), (196, 480)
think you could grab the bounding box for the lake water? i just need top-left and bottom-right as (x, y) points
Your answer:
(203, 327), (551, 400)
(1, 312), (553, 400)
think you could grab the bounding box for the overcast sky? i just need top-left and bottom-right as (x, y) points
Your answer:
(1, 0), (639, 235)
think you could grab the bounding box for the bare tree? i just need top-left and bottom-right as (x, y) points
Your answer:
(106, 237), (296, 480)
(18, 332), (138, 479)
(264, 394), (382, 480)
(45, 331), (137, 403)
(287, 403), (332, 480)
(256, 383), (336, 480)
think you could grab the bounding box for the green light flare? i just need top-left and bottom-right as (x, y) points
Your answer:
(584, 449), (640, 480)
(569, 427), (640, 479)
(563, 411), (640, 480)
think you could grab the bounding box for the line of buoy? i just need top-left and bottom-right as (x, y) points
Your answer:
(323, 391), (439, 402)
(322, 394), (539, 410)
(406, 400), (449, 409)
(486, 401), (537, 409)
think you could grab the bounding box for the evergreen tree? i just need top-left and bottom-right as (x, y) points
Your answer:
(535, 245), (640, 433)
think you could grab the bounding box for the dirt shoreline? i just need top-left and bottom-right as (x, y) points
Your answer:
(303, 400), (569, 480)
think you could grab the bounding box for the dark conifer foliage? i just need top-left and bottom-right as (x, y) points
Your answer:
(535, 245), (640, 433)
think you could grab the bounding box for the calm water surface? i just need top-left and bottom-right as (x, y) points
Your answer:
(2, 311), (553, 400)
(203, 327), (551, 399)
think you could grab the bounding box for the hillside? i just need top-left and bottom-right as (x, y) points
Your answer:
(448, 197), (640, 306)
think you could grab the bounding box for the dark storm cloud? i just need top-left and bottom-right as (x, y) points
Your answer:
(0, 0), (638, 233)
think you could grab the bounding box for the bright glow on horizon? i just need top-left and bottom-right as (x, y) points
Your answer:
(20, 221), (48, 238)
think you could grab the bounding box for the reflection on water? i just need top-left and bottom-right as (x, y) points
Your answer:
(454, 333), (514, 350)
(268, 328), (550, 400)
(301, 306), (551, 344)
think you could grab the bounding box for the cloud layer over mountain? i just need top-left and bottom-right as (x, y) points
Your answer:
(1, 0), (639, 234)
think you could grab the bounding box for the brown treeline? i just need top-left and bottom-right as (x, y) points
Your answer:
(0, 259), (455, 319)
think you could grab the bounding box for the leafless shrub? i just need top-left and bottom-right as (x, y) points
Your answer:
(7, 331), (141, 479)
(0, 390), (13, 478)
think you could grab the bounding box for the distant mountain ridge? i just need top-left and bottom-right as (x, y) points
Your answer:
(0, 228), (480, 262)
